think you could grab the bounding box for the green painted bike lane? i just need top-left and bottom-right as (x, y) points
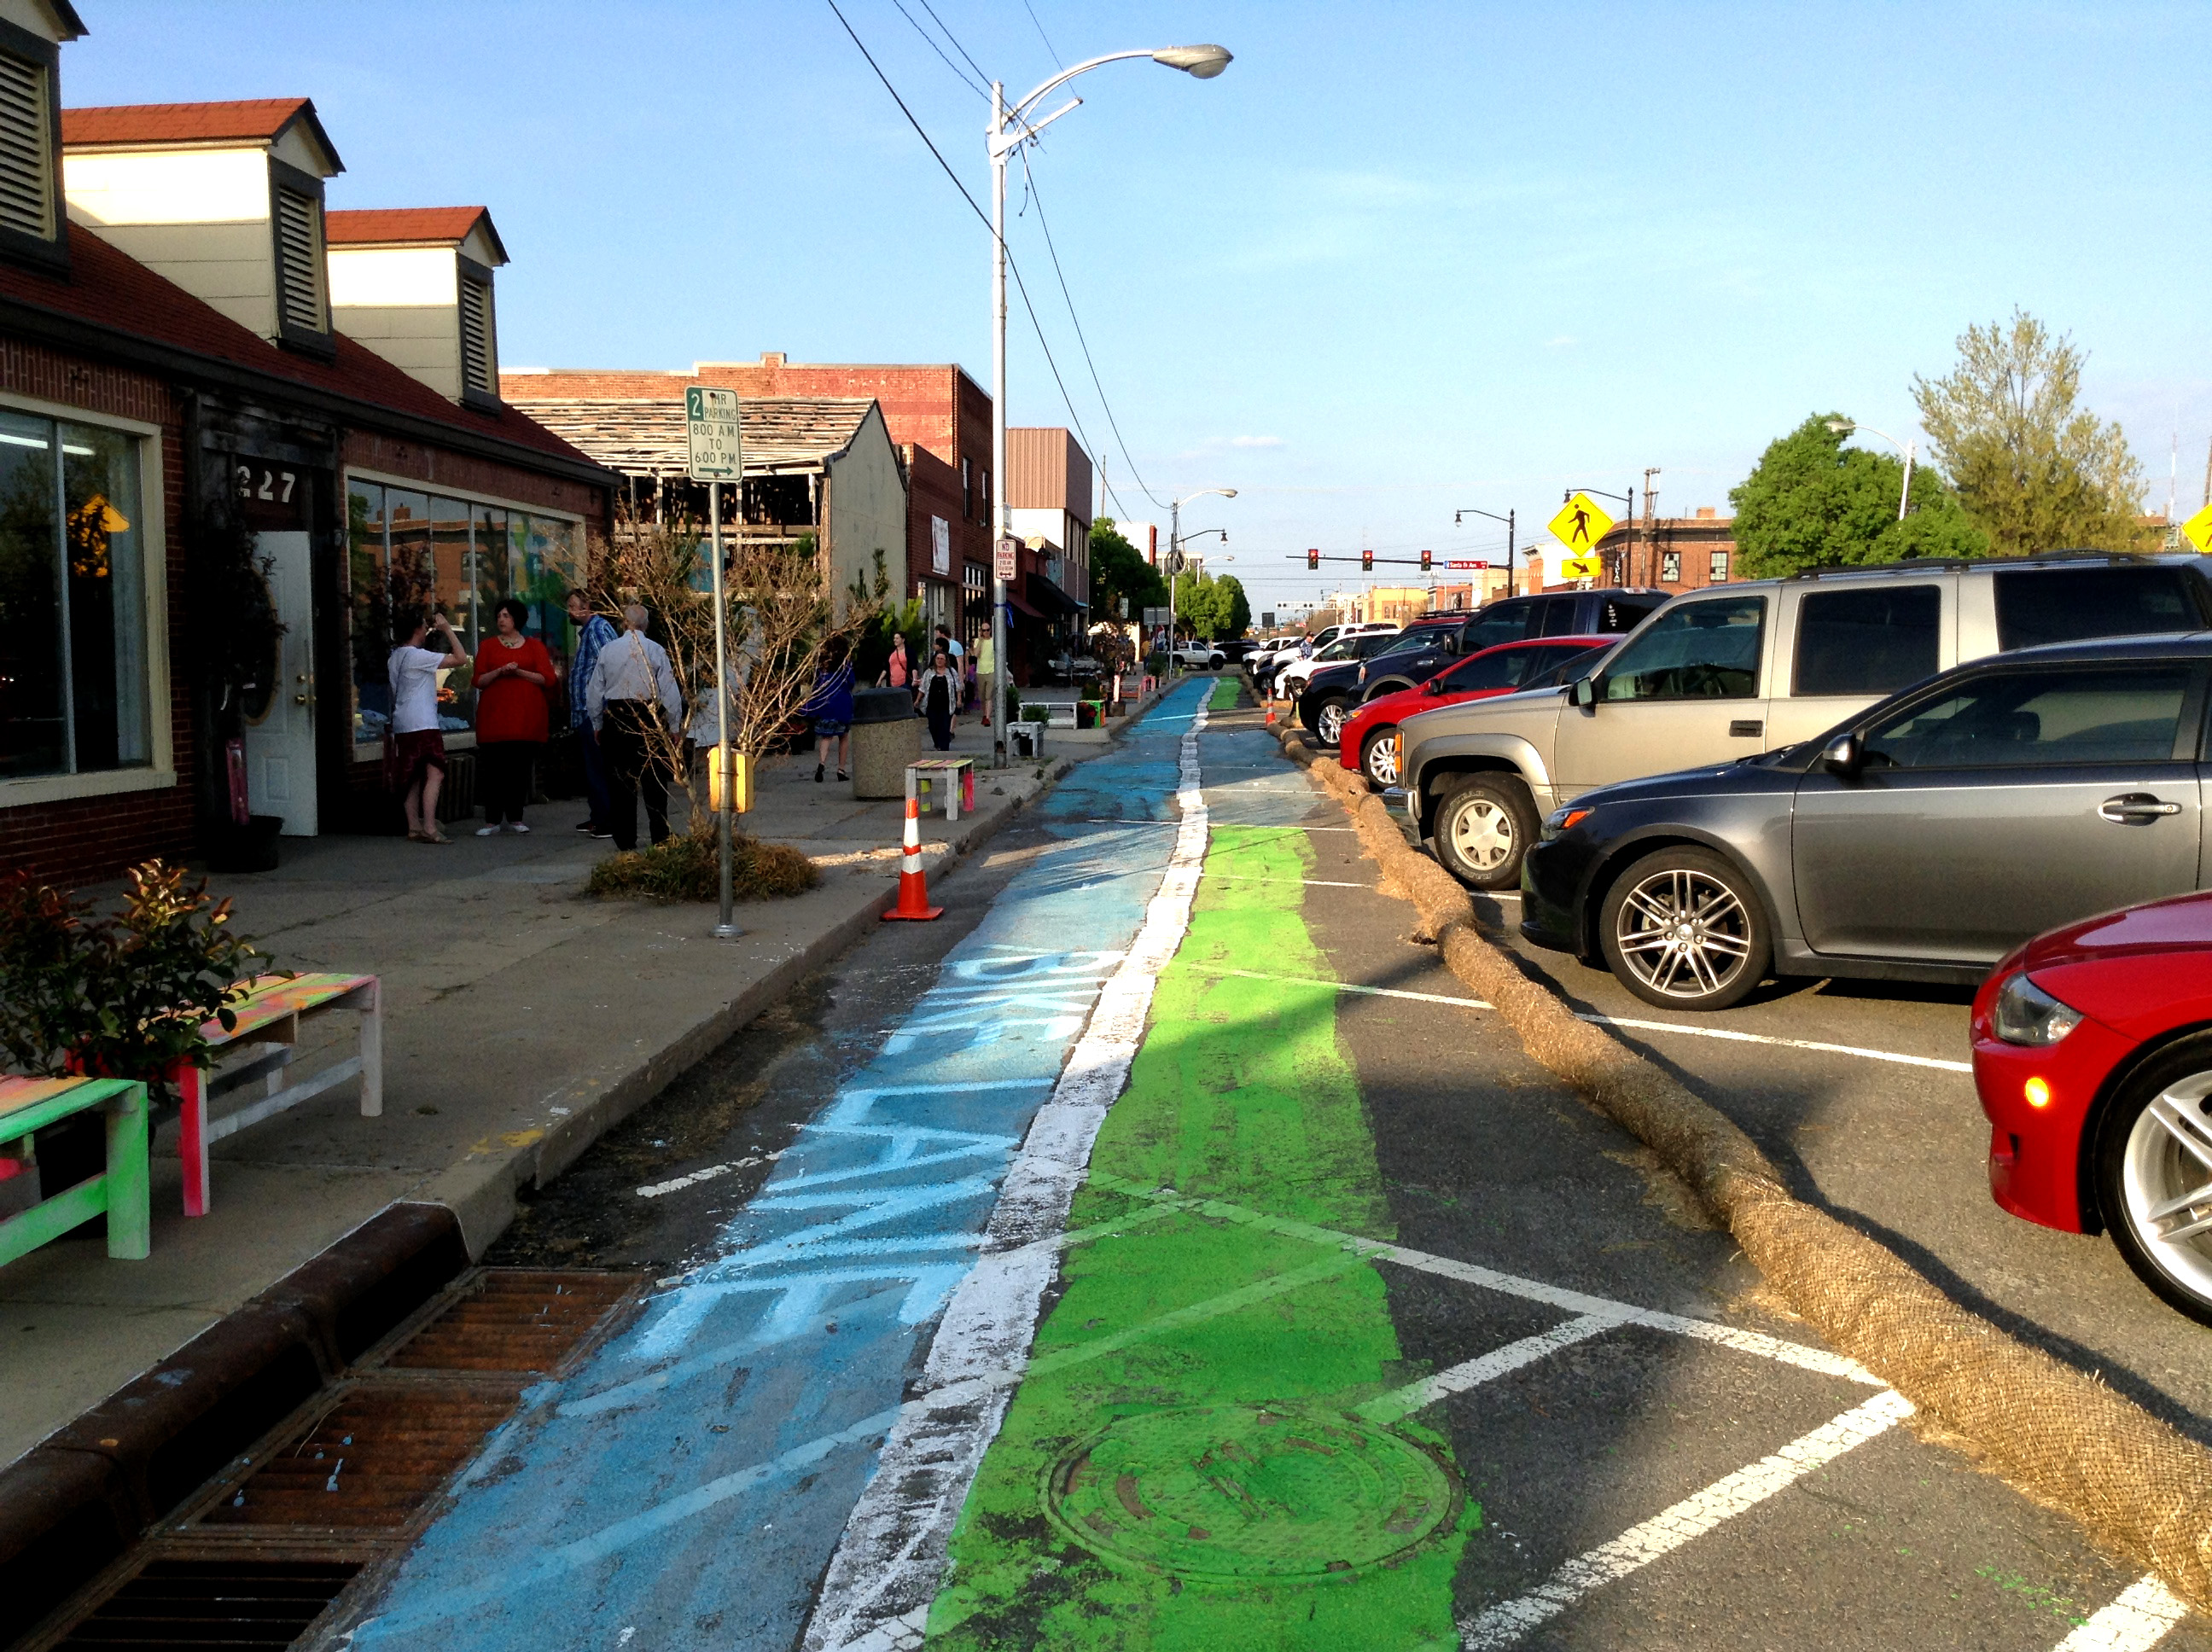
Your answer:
(923, 741), (1476, 1649)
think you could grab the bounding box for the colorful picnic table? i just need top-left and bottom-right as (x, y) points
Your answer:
(176, 973), (381, 1218)
(0, 1076), (150, 1265)
(905, 756), (975, 821)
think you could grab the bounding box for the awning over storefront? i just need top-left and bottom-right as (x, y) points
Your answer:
(1005, 589), (1045, 620)
(1026, 572), (1083, 618)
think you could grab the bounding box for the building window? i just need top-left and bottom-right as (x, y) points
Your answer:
(346, 475), (583, 747)
(1661, 550), (1681, 584)
(458, 270), (498, 403)
(0, 42), (53, 243)
(271, 177), (329, 345)
(961, 458), (971, 521)
(0, 411), (148, 780)
(962, 558), (987, 650)
(1710, 550), (1730, 582)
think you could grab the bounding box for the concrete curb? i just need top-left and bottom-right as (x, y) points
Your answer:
(1276, 725), (2212, 1615)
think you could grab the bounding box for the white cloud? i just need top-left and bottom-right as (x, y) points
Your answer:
(1229, 434), (1286, 449)
(1546, 335), (1578, 348)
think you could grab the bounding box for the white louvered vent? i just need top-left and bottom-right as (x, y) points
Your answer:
(274, 187), (325, 334)
(459, 275), (495, 396)
(0, 51), (53, 241)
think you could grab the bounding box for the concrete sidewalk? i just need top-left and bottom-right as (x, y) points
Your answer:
(0, 711), (1101, 1469)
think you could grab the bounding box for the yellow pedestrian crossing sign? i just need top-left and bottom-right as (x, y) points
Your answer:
(2183, 499), (2212, 555)
(1548, 492), (1615, 553)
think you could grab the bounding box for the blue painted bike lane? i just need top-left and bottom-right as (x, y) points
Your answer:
(352, 678), (1215, 1652)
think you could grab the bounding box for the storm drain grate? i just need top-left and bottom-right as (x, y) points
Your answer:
(50, 1557), (361, 1649)
(17, 1271), (643, 1652)
(370, 1269), (639, 1375)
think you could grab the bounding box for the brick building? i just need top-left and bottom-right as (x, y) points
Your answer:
(502, 353), (995, 654)
(0, 21), (612, 887)
(1590, 506), (1738, 593)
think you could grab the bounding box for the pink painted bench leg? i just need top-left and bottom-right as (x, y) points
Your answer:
(178, 1062), (209, 1219)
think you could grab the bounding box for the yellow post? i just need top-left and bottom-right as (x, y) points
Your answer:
(709, 748), (753, 815)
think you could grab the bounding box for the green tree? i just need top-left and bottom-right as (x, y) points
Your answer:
(1175, 571), (1251, 641)
(1731, 413), (1988, 579)
(1089, 516), (1167, 620)
(1912, 309), (2148, 555)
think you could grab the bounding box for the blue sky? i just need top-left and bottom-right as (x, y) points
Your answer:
(67, 3), (2212, 605)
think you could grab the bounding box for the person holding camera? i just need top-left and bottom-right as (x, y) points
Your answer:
(387, 606), (468, 844)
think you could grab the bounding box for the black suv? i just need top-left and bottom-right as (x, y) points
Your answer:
(1299, 587), (1665, 745)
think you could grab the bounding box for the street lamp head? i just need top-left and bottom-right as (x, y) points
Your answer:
(1825, 420), (1854, 433)
(1220, 487), (1238, 498)
(1153, 44), (1233, 78)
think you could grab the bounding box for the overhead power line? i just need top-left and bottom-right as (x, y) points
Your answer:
(887, 0), (988, 100)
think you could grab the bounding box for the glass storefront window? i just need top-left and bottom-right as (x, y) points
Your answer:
(0, 410), (148, 781)
(348, 479), (388, 741)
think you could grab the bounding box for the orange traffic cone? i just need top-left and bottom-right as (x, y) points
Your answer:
(883, 793), (943, 921)
(1264, 693), (1278, 726)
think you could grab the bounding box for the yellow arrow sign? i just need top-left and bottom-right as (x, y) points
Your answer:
(1558, 554), (1605, 580)
(1548, 492), (1615, 554)
(2183, 500), (2212, 555)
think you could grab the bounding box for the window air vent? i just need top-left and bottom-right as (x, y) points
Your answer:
(274, 187), (326, 334)
(0, 51), (52, 241)
(459, 274), (496, 397)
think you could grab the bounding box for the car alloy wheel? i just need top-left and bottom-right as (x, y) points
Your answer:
(1430, 774), (1535, 889)
(1598, 847), (1770, 1011)
(1361, 725), (1400, 788)
(2098, 1047), (2212, 1325)
(1315, 698), (1350, 747)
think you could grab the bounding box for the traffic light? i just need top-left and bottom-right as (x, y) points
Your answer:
(1361, 548), (1374, 573)
(1307, 547), (1319, 570)
(1420, 548), (1432, 572)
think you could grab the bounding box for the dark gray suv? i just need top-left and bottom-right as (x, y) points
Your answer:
(1521, 632), (2212, 1010)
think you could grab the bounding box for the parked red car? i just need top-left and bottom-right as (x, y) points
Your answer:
(1340, 636), (1612, 788)
(1971, 891), (2212, 1324)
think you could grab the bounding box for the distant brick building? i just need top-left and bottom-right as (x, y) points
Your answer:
(1592, 506), (1738, 593)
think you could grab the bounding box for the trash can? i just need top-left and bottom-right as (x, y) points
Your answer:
(851, 685), (923, 798)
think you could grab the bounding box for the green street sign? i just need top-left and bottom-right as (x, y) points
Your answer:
(686, 386), (742, 480)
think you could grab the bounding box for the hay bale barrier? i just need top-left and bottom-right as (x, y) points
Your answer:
(1275, 726), (2212, 1612)
(586, 831), (820, 903)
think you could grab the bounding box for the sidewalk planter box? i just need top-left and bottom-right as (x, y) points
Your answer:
(1010, 720), (1048, 759)
(202, 814), (283, 875)
(1077, 701), (1101, 730)
(851, 687), (924, 799)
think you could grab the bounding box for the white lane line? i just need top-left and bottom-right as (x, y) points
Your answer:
(1207, 874), (1377, 889)
(2054, 1576), (2190, 1651)
(801, 695), (1217, 1652)
(635, 1152), (781, 1200)
(1204, 967), (1493, 1009)
(1358, 1312), (1623, 1425)
(1458, 1389), (1916, 1649)
(1581, 1013), (1973, 1075)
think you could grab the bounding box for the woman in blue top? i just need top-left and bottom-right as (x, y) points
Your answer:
(805, 638), (857, 782)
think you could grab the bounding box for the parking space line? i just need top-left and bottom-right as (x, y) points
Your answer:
(1207, 874), (1377, 889)
(1357, 1312), (1623, 1426)
(1457, 1389), (1916, 1649)
(2052, 1576), (2189, 1651)
(1582, 1014), (1974, 1075)
(1204, 967), (1493, 1008)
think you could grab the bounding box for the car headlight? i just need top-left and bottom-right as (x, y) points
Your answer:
(1992, 973), (2084, 1045)
(1540, 805), (1595, 842)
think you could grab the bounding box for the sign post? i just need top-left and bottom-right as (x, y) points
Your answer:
(686, 387), (744, 940)
(992, 534), (1020, 766)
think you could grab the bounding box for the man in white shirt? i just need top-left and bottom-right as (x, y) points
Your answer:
(587, 604), (683, 851)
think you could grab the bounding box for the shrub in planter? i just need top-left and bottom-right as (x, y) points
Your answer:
(587, 831), (820, 903)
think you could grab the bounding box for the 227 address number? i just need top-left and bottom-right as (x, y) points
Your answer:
(235, 465), (297, 504)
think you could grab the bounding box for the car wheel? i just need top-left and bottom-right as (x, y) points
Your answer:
(1598, 846), (1771, 1011)
(1360, 725), (1400, 788)
(1430, 774), (1535, 889)
(1313, 696), (1353, 747)
(2095, 1037), (2212, 1326)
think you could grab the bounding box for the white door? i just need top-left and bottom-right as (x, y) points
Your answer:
(242, 530), (317, 835)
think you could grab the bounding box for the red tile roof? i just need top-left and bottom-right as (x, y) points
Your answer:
(61, 98), (341, 171)
(0, 225), (599, 473)
(327, 206), (505, 264)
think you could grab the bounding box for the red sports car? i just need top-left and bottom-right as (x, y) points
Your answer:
(1340, 636), (1612, 788)
(1971, 891), (2212, 1324)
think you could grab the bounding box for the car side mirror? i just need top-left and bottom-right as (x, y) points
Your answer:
(1573, 675), (1599, 709)
(1422, 678), (1443, 696)
(1822, 733), (1863, 777)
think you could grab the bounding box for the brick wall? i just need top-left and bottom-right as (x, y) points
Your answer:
(0, 343), (195, 887)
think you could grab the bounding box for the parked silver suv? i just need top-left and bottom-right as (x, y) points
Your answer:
(1399, 555), (2212, 888)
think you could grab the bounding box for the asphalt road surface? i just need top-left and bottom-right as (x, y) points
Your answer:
(343, 676), (2207, 1651)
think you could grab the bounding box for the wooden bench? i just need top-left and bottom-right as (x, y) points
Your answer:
(174, 974), (381, 1218)
(0, 1077), (150, 1265)
(905, 756), (975, 822)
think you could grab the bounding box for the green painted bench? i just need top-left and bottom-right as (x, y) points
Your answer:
(0, 1076), (151, 1265)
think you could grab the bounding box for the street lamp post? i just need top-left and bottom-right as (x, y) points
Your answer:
(1826, 420), (1915, 521)
(1454, 506), (1516, 597)
(1563, 485), (1636, 586)
(987, 44), (1231, 764)
(1167, 489), (1237, 669)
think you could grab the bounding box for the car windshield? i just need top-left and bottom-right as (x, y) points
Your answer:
(1528, 644), (1610, 688)
(1371, 625), (1450, 660)
(1315, 637), (1361, 660)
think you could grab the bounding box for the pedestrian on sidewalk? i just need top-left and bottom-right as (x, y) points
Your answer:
(567, 590), (618, 839)
(879, 631), (910, 690)
(804, 639), (856, 782)
(387, 606), (467, 845)
(588, 603), (682, 852)
(471, 598), (556, 836)
(933, 625), (967, 707)
(915, 649), (959, 752)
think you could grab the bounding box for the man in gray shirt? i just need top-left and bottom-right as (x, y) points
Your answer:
(587, 604), (683, 851)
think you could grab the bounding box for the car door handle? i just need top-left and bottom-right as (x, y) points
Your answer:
(2098, 793), (2183, 823)
(1729, 719), (1762, 738)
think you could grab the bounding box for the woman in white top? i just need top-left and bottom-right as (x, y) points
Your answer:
(913, 649), (961, 752)
(387, 607), (469, 844)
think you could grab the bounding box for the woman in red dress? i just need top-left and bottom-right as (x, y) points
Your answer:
(471, 598), (557, 835)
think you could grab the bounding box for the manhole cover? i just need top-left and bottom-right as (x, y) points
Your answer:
(1043, 1405), (1459, 1580)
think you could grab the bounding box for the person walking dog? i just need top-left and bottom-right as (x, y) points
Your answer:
(471, 597), (556, 835)
(587, 604), (681, 852)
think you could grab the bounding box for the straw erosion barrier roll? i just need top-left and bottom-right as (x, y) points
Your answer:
(1275, 726), (2212, 1614)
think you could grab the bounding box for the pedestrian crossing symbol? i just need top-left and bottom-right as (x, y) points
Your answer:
(2183, 499), (2212, 555)
(1548, 492), (1615, 553)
